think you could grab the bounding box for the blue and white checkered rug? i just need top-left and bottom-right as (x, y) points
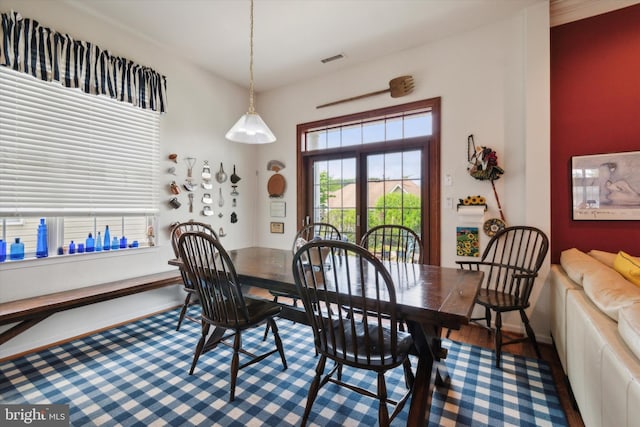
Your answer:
(0, 307), (567, 426)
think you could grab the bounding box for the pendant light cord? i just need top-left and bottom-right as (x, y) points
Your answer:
(248, 0), (255, 114)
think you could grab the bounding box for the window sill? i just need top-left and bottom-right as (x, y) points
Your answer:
(0, 246), (160, 271)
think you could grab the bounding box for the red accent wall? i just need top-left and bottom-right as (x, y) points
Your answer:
(550, 4), (640, 263)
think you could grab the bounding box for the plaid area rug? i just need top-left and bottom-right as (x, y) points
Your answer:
(0, 308), (567, 426)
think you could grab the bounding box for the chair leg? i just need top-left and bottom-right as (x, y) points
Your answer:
(402, 357), (414, 390)
(176, 292), (192, 331)
(494, 312), (502, 368)
(484, 306), (492, 337)
(301, 354), (327, 427)
(229, 331), (242, 402)
(263, 295), (278, 341)
(377, 372), (390, 427)
(189, 322), (209, 375)
(268, 318), (288, 369)
(520, 308), (542, 358)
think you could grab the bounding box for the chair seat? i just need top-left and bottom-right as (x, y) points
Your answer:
(204, 297), (282, 329)
(475, 289), (530, 312)
(326, 321), (413, 367)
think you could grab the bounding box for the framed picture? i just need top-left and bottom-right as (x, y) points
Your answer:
(456, 226), (480, 257)
(572, 150), (640, 220)
(270, 222), (284, 234)
(270, 201), (286, 217)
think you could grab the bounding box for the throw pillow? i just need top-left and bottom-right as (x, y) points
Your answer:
(588, 249), (617, 268)
(613, 251), (640, 287)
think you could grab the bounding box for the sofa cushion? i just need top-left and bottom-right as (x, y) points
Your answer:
(561, 248), (602, 287)
(619, 302), (640, 361)
(588, 250), (618, 268)
(614, 251), (640, 287)
(582, 266), (640, 321)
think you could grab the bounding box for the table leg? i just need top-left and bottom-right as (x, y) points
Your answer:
(405, 321), (452, 426)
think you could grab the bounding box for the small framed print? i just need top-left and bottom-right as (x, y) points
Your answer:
(270, 222), (284, 234)
(270, 201), (286, 217)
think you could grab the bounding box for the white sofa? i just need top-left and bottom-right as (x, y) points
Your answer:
(550, 248), (640, 427)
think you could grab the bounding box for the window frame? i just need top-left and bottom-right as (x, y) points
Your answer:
(296, 98), (441, 265)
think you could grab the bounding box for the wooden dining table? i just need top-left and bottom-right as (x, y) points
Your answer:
(170, 246), (483, 427)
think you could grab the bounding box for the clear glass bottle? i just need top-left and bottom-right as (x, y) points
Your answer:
(10, 238), (24, 260)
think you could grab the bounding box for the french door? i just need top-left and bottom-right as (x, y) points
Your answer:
(297, 98), (441, 265)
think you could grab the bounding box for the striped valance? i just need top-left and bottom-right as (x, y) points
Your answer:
(0, 10), (167, 112)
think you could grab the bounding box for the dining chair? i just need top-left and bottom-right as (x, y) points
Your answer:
(176, 231), (288, 401)
(455, 225), (549, 368)
(360, 224), (422, 264)
(292, 239), (414, 427)
(263, 222), (342, 341)
(170, 221), (218, 331)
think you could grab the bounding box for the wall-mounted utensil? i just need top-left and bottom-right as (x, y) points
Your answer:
(202, 180), (212, 189)
(231, 185), (239, 196)
(183, 181), (197, 192)
(202, 160), (211, 179)
(218, 188), (224, 207)
(216, 163), (227, 183)
(202, 193), (212, 204)
(169, 181), (180, 195)
(230, 165), (241, 184)
(188, 193), (194, 213)
(316, 75), (415, 109)
(231, 212), (238, 223)
(169, 197), (181, 209)
(202, 205), (213, 216)
(185, 157), (196, 179)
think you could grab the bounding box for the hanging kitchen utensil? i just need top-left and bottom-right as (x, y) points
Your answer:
(185, 157), (196, 180)
(188, 193), (194, 213)
(183, 181), (197, 192)
(216, 163), (227, 183)
(231, 212), (238, 223)
(316, 75), (415, 109)
(218, 188), (224, 207)
(169, 181), (180, 195)
(168, 153), (178, 163)
(202, 193), (212, 204)
(230, 165), (241, 184)
(231, 185), (239, 196)
(268, 173), (286, 198)
(202, 205), (213, 216)
(202, 160), (211, 179)
(202, 180), (212, 189)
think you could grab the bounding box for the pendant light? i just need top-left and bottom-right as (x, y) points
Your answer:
(225, 0), (276, 144)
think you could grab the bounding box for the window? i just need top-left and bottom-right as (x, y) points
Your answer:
(296, 98), (441, 264)
(0, 66), (159, 259)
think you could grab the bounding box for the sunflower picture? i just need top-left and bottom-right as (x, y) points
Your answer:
(456, 226), (480, 257)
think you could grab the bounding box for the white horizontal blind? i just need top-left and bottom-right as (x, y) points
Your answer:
(0, 66), (160, 216)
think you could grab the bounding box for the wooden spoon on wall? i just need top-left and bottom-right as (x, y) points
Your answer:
(316, 75), (415, 109)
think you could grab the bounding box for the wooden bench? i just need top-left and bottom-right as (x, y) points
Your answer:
(0, 270), (182, 347)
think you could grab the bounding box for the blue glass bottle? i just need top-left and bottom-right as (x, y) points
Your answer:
(119, 236), (127, 249)
(85, 233), (95, 252)
(103, 226), (111, 251)
(0, 239), (6, 262)
(111, 236), (119, 250)
(10, 238), (24, 260)
(96, 231), (103, 252)
(36, 218), (48, 258)
(69, 240), (76, 254)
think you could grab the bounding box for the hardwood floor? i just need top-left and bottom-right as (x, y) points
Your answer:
(247, 287), (583, 426)
(447, 324), (585, 427)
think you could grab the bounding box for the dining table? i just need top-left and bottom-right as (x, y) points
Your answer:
(170, 246), (483, 427)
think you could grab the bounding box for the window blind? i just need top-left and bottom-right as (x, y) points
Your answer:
(0, 66), (160, 216)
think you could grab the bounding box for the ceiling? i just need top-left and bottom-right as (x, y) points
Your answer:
(64, 0), (637, 92)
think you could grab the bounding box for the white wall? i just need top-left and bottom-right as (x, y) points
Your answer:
(0, 0), (551, 358)
(0, 0), (260, 358)
(256, 2), (551, 340)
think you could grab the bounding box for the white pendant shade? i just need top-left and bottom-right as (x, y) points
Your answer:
(226, 0), (276, 144)
(225, 112), (276, 144)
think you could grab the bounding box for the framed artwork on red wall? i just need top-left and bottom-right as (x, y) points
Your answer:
(572, 151), (640, 220)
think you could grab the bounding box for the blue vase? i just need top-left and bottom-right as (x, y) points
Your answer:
(10, 238), (25, 260)
(36, 218), (48, 258)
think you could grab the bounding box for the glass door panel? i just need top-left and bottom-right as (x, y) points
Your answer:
(312, 157), (356, 241)
(366, 150), (422, 235)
